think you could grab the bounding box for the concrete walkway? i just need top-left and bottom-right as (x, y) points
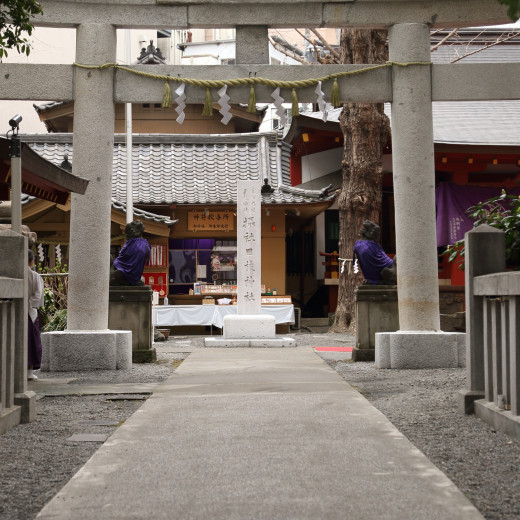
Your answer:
(37, 346), (483, 520)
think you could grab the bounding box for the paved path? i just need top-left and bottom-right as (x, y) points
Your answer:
(37, 346), (483, 520)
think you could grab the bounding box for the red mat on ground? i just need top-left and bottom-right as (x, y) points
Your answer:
(313, 347), (354, 352)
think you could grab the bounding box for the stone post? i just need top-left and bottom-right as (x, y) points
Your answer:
(204, 180), (294, 347)
(235, 26), (269, 65)
(67, 23), (116, 331)
(458, 225), (505, 413)
(388, 23), (439, 332)
(375, 24), (465, 369)
(218, 179), (277, 342)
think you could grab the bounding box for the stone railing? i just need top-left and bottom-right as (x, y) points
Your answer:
(0, 285), (21, 434)
(459, 225), (520, 441)
(0, 230), (35, 435)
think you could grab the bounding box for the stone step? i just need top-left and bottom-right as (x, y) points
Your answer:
(301, 317), (330, 327)
(303, 326), (331, 334)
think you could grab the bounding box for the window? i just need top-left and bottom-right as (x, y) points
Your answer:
(325, 210), (339, 253)
(168, 239), (238, 294)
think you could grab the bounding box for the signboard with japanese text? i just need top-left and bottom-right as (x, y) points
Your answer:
(188, 211), (234, 232)
(237, 180), (262, 315)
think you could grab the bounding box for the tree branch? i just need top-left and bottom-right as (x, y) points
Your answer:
(450, 30), (520, 63)
(294, 28), (339, 64)
(268, 36), (309, 65)
(308, 27), (341, 61)
(431, 28), (459, 52)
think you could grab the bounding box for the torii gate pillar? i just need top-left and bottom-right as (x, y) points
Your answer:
(40, 24), (132, 371)
(68, 23), (115, 331)
(375, 24), (465, 369)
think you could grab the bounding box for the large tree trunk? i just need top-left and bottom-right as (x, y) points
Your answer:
(330, 29), (390, 332)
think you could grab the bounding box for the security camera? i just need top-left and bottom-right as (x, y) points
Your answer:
(9, 115), (22, 128)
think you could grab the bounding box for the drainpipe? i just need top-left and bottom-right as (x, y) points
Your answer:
(260, 136), (269, 184)
(125, 29), (133, 223)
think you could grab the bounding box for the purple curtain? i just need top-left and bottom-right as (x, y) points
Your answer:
(435, 182), (520, 246)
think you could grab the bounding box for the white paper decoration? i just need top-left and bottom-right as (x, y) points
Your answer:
(315, 80), (328, 122)
(37, 243), (44, 263)
(217, 85), (232, 125)
(174, 83), (186, 124)
(271, 87), (287, 127)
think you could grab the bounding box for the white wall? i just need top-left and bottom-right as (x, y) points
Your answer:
(301, 147), (343, 183)
(0, 28), (171, 134)
(1, 27), (76, 134)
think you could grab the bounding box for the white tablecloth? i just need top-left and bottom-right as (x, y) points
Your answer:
(153, 305), (295, 328)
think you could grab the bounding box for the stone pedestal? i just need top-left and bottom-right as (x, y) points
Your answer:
(354, 285), (399, 361)
(205, 315), (296, 347)
(224, 314), (276, 339)
(41, 330), (132, 371)
(375, 331), (465, 369)
(109, 286), (155, 363)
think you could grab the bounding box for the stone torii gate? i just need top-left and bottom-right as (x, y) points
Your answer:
(1, 1), (516, 374)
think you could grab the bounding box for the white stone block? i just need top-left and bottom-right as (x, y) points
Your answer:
(204, 338), (248, 348)
(41, 330), (132, 371)
(204, 337), (297, 348)
(40, 333), (51, 371)
(374, 333), (391, 369)
(456, 333), (466, 368)
(223, 314), (276, 339)
(113, 330), (132, 370)
(375, 331), (465, 369)
(250, 338), (296, 348)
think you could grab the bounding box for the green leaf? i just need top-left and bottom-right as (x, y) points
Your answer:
(448, 250), (459, 262)
(0, 0), (43, 56)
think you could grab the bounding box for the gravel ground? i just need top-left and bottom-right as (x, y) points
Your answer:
(1, 332), (519, 520)
(331, 360), (520, 520)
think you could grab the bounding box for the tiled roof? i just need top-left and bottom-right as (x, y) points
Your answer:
(111, 200), (178, 225)
(33, 101), (64, 114)
(431, 45), (520, 64)
(21, 194), (177, 226)
(303, 100), (520, 147)
(22, 133), (335, 206)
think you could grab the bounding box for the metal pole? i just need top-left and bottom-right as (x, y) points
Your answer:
(125, 29), (133, 223)
(10, 135), (22, 234)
